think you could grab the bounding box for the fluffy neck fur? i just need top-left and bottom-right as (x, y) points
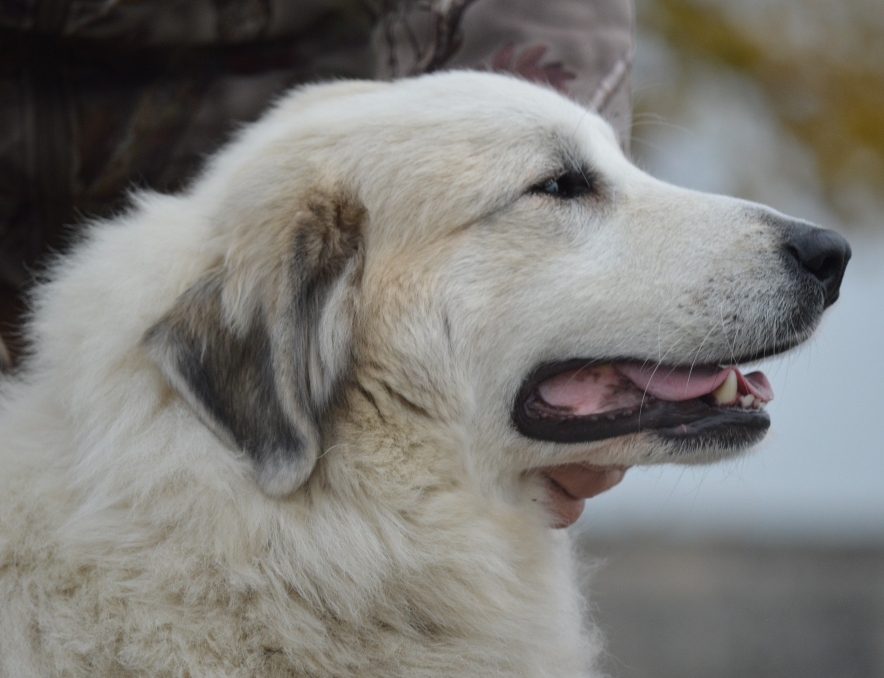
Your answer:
(0, 355), (600, 678)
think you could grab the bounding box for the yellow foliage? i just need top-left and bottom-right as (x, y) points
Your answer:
(639, 0), (884, 217)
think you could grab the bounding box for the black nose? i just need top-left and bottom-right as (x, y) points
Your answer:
(783, 224), (851, 307)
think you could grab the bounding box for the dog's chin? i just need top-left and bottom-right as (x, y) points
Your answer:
(516, 357), (777, 527)
(530, 424), (766, 529)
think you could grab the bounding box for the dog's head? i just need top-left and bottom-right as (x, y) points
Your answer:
(144, 72), (849, 519)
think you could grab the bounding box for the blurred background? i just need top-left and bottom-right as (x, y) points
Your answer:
(581, 0), (884, 675)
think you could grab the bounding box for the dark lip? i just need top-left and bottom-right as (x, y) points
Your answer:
(512, 357), (774, 446)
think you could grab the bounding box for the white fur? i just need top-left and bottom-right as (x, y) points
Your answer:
(0, 72), (815, 676)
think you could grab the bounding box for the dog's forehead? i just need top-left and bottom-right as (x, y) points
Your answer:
(397, 74), (615, 155)
(208, 73), (631, 253)
(291, 73), (622, 168)
(348, 75), (623, 196)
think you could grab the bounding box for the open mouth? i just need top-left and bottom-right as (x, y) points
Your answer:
(514, 359), (774, 447)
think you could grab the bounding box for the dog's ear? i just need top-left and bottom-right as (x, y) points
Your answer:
(144, 192), (365, 498)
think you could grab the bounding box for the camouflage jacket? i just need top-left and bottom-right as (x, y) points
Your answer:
(0, 0), (633, 360)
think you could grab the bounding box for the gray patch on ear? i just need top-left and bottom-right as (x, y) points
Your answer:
(144, 192), (365, 498)
(144, 271), (318, 497)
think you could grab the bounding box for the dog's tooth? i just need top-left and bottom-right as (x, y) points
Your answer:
(712, 371), (738, 405)
(740, 394), (755, 409)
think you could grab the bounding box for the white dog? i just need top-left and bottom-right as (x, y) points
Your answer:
(0, 72), (849, 677)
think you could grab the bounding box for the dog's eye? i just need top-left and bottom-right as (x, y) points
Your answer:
(530, 170), (593, 200)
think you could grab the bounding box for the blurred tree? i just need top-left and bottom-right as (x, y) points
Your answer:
(636, 0), (884, 227)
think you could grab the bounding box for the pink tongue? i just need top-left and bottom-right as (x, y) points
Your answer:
(617, 364), (774, 402)
(537, 363), (773, 415)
